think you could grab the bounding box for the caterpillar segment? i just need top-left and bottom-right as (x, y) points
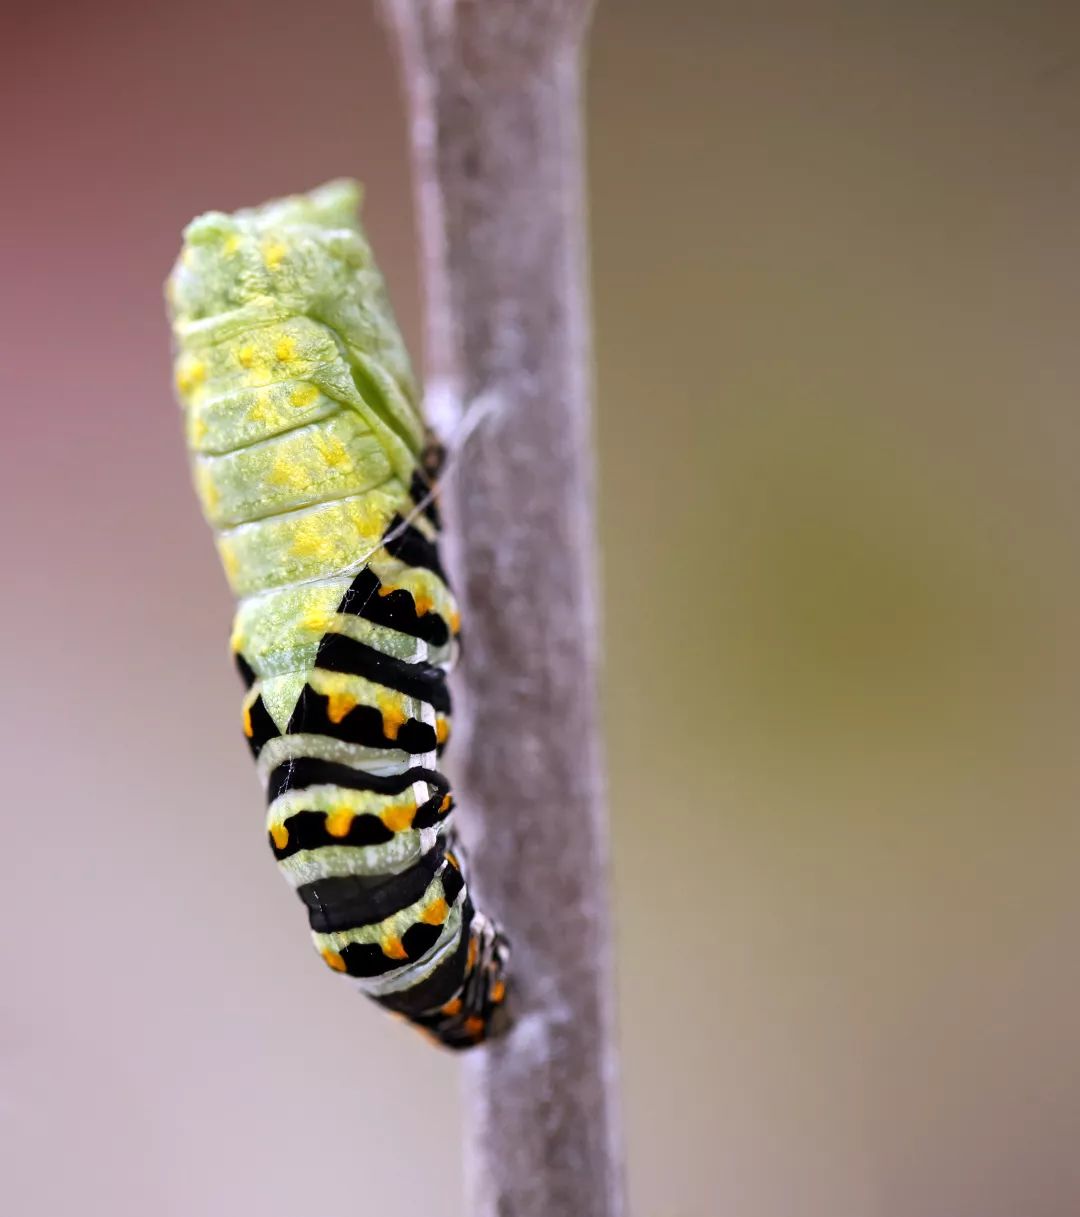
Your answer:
(167, 180), (508, 1049)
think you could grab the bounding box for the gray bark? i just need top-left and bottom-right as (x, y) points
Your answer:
(378, 4), (624, 1216)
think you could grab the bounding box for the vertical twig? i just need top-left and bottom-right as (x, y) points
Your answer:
(379, 4), (624, 1216)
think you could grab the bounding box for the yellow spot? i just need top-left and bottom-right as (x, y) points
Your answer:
(325, 691), (357, 724)
(449, 609), (461, 635)
(380, 802), (417, 833)
(348, 496), (386, 541)
(312, 432), (352, 472)
(188, 414), (209, 445)
(382, 936), (408, 961)
(262, 239), (287, 269)
(175, 356), (206, 396)
(321, 948), (347, 972)
(224, 233), (242, 256)
(325, 808), (354, 837)
(219, 542), (240, 583)
(421, 898), (449, 926)
(194, 465), (219, 514)
(274, 336), (297, 363)
(230, 624), (246, 653)
(377, 692), (407, 741)
(270, 823), (289, 850)
(267, 450), (309, 492)
(435, 717), (450, 746)
(464, 1016), (485, 1039)
(445, 851), (460, 871)
(290, 383), (319, 409)
(438, 794), (452, 815)
(246, 391), (273, 426)
(290, 517), (337, 562)
(242, 703), (254, 738)
(490, 980), (507, 1004)
(441, 997), (463, 1017)
(300, 608), (332, 636)
(236, 344), (257, 369)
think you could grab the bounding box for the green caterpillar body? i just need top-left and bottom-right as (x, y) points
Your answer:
(167, 181), (507, 1048)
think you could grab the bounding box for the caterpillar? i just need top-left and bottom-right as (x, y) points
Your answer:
(166, 180), (508, 1049)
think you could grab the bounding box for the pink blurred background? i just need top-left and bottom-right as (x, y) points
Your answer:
(4, 2), (1080, 1214)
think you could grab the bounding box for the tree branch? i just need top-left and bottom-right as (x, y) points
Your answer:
(379, 4), (624, 1215)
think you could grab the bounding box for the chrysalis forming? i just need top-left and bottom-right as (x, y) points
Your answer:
(166, 180), (508, 1048)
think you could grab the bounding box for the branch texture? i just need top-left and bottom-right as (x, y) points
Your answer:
(380, 4), (624, 1215)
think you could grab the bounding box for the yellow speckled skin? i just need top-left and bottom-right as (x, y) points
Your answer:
(166, 182), (507, 1048)
(170, 181), (420, 593)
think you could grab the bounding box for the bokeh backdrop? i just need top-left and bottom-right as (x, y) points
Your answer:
(4, 2), (1080, 1215)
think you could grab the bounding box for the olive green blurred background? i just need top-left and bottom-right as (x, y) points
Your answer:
(3, 2), (1079, 1214)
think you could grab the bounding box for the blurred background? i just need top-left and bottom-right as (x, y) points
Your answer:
(4, 2), (1080, 1214)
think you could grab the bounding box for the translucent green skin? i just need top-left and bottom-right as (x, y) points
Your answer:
(166, 182), (507, 1048)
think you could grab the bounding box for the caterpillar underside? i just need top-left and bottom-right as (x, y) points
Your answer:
(167, 181), (508, 1048)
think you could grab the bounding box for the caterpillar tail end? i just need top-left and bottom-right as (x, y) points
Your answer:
(383, 911), (511, 1051)
(433, 913), (511, 1050)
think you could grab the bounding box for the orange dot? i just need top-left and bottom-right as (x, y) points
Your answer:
(325, 808), (354, 837)
(448, 610), (461, 635)
(490, 980), (507, 1004)
(420, 897), (449, 926)
(379, 696), (407, 741)
(242, 703), (254, 738)
(438, 794), (453, 815)
(435, 717), (450, 745)
(321, 949), (347, 972)
(466, 936), (479, 971)
(382, 936), (408, 961)
(381, 802), (417, 833)
(464, 1016), (485, 1039)
(270, 823), (289, 850)
(325, 691), (357, 724)
(377, 584), (397, 598)
(441, 996), (463, 1017)
(414, 595), (433, 616)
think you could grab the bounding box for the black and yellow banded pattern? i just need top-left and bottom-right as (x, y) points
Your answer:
(167, 180), (508, 1048)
